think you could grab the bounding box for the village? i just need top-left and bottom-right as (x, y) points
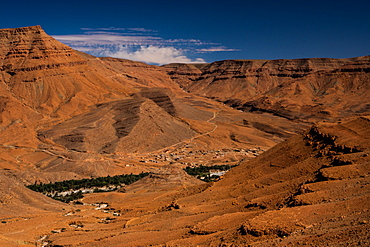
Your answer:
(135, 147), (265, 168)
(27, 147), (265, 204)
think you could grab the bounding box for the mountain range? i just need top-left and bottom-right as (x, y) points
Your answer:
(0, 26), (369, 246)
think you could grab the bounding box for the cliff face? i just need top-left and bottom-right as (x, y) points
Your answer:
(0, 26), (183, 157)
(162, 63), (204, 88)
(0, 26), (131, 117)
(0, 27), (194, 181)
(165, 56), (370, 121)
(0, 26), (182, 119)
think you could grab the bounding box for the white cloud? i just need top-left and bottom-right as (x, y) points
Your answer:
(81, 27), (156, 33)
(53, 27), (237, 65)
(104, 45), (206, 64)
(197, 47), (240, 53)
(127, 28), (157, 33)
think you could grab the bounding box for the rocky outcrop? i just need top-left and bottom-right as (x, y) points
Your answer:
(0, 26), (132, 116)
(162, 63), (204, 88)
(197, 117), (370, 245)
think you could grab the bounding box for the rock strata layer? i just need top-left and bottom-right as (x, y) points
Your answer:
(164, 56), (370, 121)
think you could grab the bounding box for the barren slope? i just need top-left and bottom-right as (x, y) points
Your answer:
(0, 26), (133, 117)
(165, 57), (370, 121)
(40, 93), (196, 154)
(0, 26), (307, 183)
(1, 26), (369, 246)
(23, 117), (367, 246)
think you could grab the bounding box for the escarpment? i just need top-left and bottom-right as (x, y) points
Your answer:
(164, 56), (370, 121)
(162, 63), (204, 88)
(0, 26), (133, 116)
(190, 117), (370, 246)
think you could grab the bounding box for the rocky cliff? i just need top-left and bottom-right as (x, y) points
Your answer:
(0, 26), (129, 116)
(162, 63), (204, 88)
(165, 56), (370, 121)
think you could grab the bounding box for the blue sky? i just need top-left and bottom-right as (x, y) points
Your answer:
(1, 0), (369, 64)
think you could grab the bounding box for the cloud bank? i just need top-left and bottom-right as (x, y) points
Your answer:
(53, 28), (238, 65)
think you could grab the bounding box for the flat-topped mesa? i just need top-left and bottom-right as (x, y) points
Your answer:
(190, 57), (369, 93)
(0, 26), (132, 116)
(0, 25), (43, 36)
(164, 58), (343, 100)
(0, 25), (36, 36)
(164, 56), (370, 121)
(0, 25), (83, 71)
(204, 56), (368, 78)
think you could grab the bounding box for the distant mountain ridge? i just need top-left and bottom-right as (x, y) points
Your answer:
(164, 56), (370, 121)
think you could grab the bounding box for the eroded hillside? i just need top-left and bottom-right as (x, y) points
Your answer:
(0, 26), (369, 246)
(0, 26), (309, 184)
(164, 57), (370, 121)
(1, 117), (366, 246)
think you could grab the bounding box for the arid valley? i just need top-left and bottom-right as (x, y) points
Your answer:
(0, 26), (369, 246)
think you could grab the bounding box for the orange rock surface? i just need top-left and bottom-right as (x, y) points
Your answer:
(0, 26), (369, 246)
(165, 57), (370, 121)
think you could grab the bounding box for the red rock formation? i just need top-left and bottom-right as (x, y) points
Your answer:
(165, 56), (370, 121)
(0, 25), (369, 247)
(0, 26), (134, 117)
(162, 63), (204, 88)
(0, 26), (307, 183)
(41, 92), (196, 154)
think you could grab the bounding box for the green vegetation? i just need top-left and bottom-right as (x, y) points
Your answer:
(184, 164), (237, 182)
(27, 172), (149, 203)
